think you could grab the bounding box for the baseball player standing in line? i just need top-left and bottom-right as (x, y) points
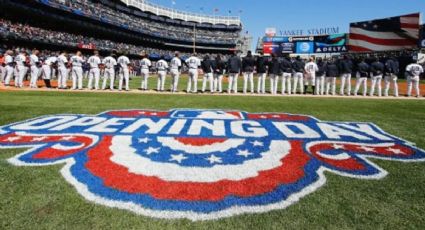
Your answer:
(0, 52), (5, 84)
(201, 54), (214, 93)
(369, 57), (385, 97)
(185, 54), (201, 93)
(292, 56), (305, 94)
(405, 61), (424, 97)
(170, 52), (182, 92)
(29, 49), (40, 88)
(117, 53), (131, 91)
(57, 51), (69, 89)
(338, 55), (353, 96)
(384, 56), (400, 97)
(140, 53), (152, 90)
(213, 54), (226, 93)
(70, 51), (85, 90)
(280, 55), (293, 95)
(256, 52), (268, 94)
(324, 58), (339, 95)
(14, 50), (28, 88)
(304, 57), (318, 94)
(156, 56), (168, 92)
(87, 50), (102, 90)
(101, 53), (117, 90)
(242, 51), (255, 94)
(315, 58), (326, 95)
(353, 58), (370, 97)
(227, 52), (242, 94)
(3, 50), (15, 87)
(42, 55), (57, 88)
(268, 53), (281, 95)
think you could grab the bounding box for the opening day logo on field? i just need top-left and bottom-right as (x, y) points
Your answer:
(0, 109), (424, 221)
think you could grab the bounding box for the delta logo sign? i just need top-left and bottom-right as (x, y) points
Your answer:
(0, 109), (424, 221)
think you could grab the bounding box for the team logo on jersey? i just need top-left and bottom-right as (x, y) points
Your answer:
(0, 109), (424, 221)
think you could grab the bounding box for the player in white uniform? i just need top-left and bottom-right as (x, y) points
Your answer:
(87, 51), (102, 90)
(140, 54), (152, 90)
(101, 54), (117, 90)
(304, 57), (318, 94)
(29, 49), (40, 88)
(156, 57), (168, 92)
(185, 54), (201, 93)
(405, 62), (424, 97)
(117, 54), (131, 91)
(0, 52), (5, 84)
(57, 52), (69, 89)
(70, 51), (85, 90)
(14, 51), (28, 88)
(42, 56), (57, 88)
(3, 50), (15, 87)
(170, 52), (182, 92)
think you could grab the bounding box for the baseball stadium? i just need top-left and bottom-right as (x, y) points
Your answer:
(1, 0), (425, 229)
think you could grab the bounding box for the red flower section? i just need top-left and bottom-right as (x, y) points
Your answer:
(174, 137), (228, 146)
(247, 113), (310, 121)
(85, 137), (311, 202)
(107, 110), (169, 118)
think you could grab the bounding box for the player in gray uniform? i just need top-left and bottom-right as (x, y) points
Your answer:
(57, 51), (69, 89)
(0, 52), (5, 84)
(185, 54), (201, 93)
(29, 49), (41, 88)
(87, 50), (102, 90)
(156, 57), (168, 92)
(4, 50), (15, 87)
(405, 62), (424, 97)
(70, 51), (85, 90)
(101, 53), (117, 90)
(140, 53), (152, 90)
(14, 50), (28, 88)
(170, 52), (182, 92)
(117, 53), (131, 91)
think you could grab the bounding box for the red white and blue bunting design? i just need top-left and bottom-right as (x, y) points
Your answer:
(0, 109), (424, 221)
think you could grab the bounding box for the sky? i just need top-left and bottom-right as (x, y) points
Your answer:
(151, 0), (425, 49)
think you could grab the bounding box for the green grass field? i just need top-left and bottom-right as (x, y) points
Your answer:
(1, 90), (425, 229)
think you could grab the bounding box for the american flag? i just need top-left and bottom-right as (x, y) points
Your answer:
(349, 13), (421, 52)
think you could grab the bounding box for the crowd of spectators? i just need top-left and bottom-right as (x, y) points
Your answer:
(0, 19), (192, 58)
(47, 0), (240, 44)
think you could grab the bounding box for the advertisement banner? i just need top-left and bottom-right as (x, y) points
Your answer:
(78, 43), (96, 50)
(263, 34), (347, 55)
(420, 24), (425, 48)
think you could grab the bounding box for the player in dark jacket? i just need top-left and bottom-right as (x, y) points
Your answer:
(268, 53), (281, 95)
(292, 56), (305, 94)
(354, 58), (370, 96)
(325, 58), (339, 95)
(338, 55), (354, 96)
(201, 55), (214, 93)
(315, 58), (326, 95)
(227, 53), (242, 93)
(242, 51), (256, 94)
(369, 57), (385, 97)
(256, 52), (268, 94)
(213, 54), (226, 93)
(280, 56), (293, 95)
(384, 56), (400, 97)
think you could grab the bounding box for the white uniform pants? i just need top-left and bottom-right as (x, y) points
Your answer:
(407, 76), (420, 97)
(304, 73), (316, 86)
(282, 73), (292, 95)
(214, 74), (223, 93)
(257, 73), (266, 94)
(187, 69), (198, 93)
(243, 72), (254, 94)
(157, 71), (167, 91)
(72, 67), (83, 90)
(202, 72), (214, 92)
(119, 68), (130, 91)
(102, 68), (115, 90)
(0, 66), (6, 83)
(340, 73), (352, 95)
(370, 75), (383, 97)
(384, 74), (398, 97)
(325, 77), (336, 95)
(269, 74), (279, 95)
(354, 77), (368, 96)
(141, 69), (149, 90)
(88, 68), (100, 90)
(58, 67), (68, 89)
(30, 66), (40, 88)
(227, 73), (239, 93)
(4, 65), (14, 86)
(170, 69), (180, 92)
(293, 72), (304, 94)
(15, 66), (27, 87)
(315, 75), (325, 95)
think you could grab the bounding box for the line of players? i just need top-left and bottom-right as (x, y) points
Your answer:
(0, 49), (423, 97)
